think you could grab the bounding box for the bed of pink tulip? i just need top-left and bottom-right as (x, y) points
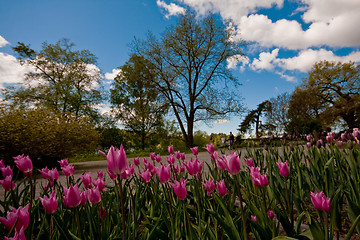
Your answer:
(0, 129), (360, 240)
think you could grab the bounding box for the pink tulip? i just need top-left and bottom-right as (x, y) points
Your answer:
(155, 154), (162, 163)
(13, 154), (33, 176)
(336, 140), (344, 147)
(202, 179), (215, 196)
(245, 158), (254, 167)
(169, 178), (187, 200)
(88, 187), (101, 204)
(306, 142), (312, 148)
(143, 158), (148, 165)
(190, 146), (198, 156)
(172, 165), (179, 174)
(306, 135), (313, 141)
(216, 179), (227, 196)
(217, 151), (241, 175)
(107, 169), (117, 180)
(183, 158), (203, 176)
(139, 169), (151, 183)
(250, 169), (269, 187)
(203, 143), (215, 154)
(310, 190), (331, 212)
(167, 154), (175, 165)
(216, 157), (228, 171)
(0, 175), (15, 191)
(157, 164), (171, 182)
(180, 153), (186, 160)
(276, 161), (289, 178)
(14, 205), (29, 231)
(80, 172), (93, 189)
(39, 191), (58, 214)
(353, 128), (360, 138)
(0, 159), (4, 169)
(61, 164), (75, 177)
(251, 215), (257, 222)
(58, 159), (69, 167)
(226, 151), (241, 175)
(100, 145), (127, 176)
(268, 209), (275, 219)
(145, 161), (154, 172)
(80, 191), (88, 206)
(93, 175), (105, 192)
(174, 151), (181, 160)
(4, 226), (26, 240)
(150, 152), (156, 161)
(0, 209), (18, 231)
(180, 165), (185, 172)
(133, 157), (140, 166)
(63, 184), (81, 208)
(97, 171), (103, 179)
(168, 145), (174, 154)
(1, 166), (13, 178)
(120, 165), (135, 180)
(342, 133), (348, 140)
(211, 151), (219, 162)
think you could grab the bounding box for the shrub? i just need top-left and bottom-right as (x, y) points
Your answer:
(0, 106), (99, 168)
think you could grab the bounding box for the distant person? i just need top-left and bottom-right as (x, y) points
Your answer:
(229, 131), (235, 150)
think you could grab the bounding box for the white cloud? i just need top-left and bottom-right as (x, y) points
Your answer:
(214, 119), (230, 124)
(227, 54), (249, 70)
(104, 68), (121, 80)
(275, 71), (297, 83)
(157, 0), (186, 19)
(0, 36), (9, 48)
(172, 0), (360, 49)
(0, 52), (33, 89)
(277, 49), (360, 72)
(251, 48), (279, 71)
(178, 0), (283, 20)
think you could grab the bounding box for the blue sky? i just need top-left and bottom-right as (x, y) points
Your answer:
(1, 0), (359, 135)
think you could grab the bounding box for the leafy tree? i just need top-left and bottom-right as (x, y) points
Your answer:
(238, 101), (270, 138)
(0, 106), (99, 168)
(305, 60), (360, 128)
(110, 54), (168, 150)
(287, 86), (326, 134)
(133, 11), (245, 147)
(265, 93), (290, 135)
(3, 39), (104, 123)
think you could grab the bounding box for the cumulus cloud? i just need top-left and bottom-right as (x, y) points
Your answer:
(277, 49), (360, 72)
(104, 68), (121, 80)
(0, 36), (9, 48)
(214, 119), (230, 124)
(172, 0), (360, 49)
(0, 52), (33, 89)
(157, 0), (186, 19)
(251, 48), (279, 71)
(227, 54), (249, 70)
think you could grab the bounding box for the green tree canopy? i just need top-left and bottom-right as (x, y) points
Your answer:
(3, 38), (104, 123)
(133, 11), (245, 147)
(110, 54), (168, 149)
(306, 60), (360, 128)
(287, 86), (326, 134)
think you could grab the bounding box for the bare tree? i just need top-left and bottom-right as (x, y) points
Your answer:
(133, 11), (245, 147)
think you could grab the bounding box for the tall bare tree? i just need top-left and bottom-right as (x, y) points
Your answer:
(134, 11), (245, 147)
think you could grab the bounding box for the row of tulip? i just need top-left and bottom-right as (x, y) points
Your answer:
(0, 130), (359, 239)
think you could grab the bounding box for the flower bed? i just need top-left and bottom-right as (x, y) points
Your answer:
(0, 129), (360, 239)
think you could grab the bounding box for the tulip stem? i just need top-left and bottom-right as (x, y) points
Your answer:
(324, 211), (329, 240)
(235, 175), (248, 240)
(118, 177), (126, 240)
